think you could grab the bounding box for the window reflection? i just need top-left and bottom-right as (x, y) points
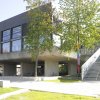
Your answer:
(12, 26), (22, 39)
(2, 42), (10, 53)
(3, 30), (10, 42)
(12, 40), (21, 52)
(1, 25), (23, 53)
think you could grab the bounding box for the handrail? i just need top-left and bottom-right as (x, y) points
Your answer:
(80, 46), (100, 56)
(82, 48), (100, 80)
(96, 71), (100, 81)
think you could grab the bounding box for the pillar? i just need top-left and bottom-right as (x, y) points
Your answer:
(21, 62), (35, 76)
(45, 60), (59, 76)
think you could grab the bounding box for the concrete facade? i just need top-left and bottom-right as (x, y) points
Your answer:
(21, 62), (35, 76)
(45, 60), (59, 76)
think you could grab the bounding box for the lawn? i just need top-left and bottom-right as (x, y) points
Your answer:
(6, 90), (100, 100)
(0, 87), (18, 95)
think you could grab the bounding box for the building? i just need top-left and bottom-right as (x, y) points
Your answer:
(0, 4), (78, 77)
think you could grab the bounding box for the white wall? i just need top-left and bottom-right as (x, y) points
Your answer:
(45, 60), (59, 76)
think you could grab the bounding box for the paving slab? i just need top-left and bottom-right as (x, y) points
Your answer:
(10, 81), (100, 97)
(0, 89), (29, 100)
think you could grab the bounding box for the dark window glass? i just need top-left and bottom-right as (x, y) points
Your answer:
(2, 30), (10, 42)
(12, 40), (21, 52)
(2, 42), (10, 53)
(12, 26), (22, 39)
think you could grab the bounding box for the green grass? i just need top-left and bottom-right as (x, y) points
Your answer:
(6, 90), (100, 100)
(0, 87), (18, 95)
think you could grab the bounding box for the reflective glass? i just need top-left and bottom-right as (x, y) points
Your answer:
(3, 30), (10, 42)
(2, 42), (10, 53)
(12, 40), (21, 52)
(12, 26), (22, 39)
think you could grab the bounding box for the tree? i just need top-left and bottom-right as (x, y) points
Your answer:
(59, 0), (100, 74)
(24, 0), (55, 77)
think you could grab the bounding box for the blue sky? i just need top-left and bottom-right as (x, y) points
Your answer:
(0, 0), (59, 22)
(0, 0), (27, 22)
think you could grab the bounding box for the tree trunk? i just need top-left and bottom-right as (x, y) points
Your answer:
(34, 47), (39, 77)
(35, 56), (38, 77)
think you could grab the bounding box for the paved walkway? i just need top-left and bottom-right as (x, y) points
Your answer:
(0, 89), (29, 100)
(10, 81), (100, 97)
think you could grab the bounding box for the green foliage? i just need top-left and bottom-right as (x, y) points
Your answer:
(59, 0), (100, 51)
(24, 0), (57, 76)
(25, 7), (54, 59)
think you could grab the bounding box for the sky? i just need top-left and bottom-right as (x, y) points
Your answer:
(0, 0), (99, 22)
(0, 0), (59, 22)
(0, 0), (27, 22)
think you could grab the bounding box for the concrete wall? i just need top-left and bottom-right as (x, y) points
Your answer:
(3, 63), (16, 76)
(68, 62), (77, 75)
(45, 60), (59, 76)
(21, 62), (34, 76)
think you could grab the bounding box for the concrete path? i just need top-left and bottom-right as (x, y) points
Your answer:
(0, 89), (29, 100)
(10, 81), (100, 97)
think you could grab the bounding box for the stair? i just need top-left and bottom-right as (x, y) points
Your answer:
(82, 48), (100, 81)
(83, 62), (100, 81)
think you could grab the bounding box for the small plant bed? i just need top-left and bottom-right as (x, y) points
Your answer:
(0, 87), (19, 95)
(44, 79), (80, 83)
(6, 90), (100, 100)
(44, 76), (81, 83)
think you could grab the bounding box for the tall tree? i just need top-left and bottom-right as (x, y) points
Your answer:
(59, 0), (100, 74)
(24, 0), (55, 77)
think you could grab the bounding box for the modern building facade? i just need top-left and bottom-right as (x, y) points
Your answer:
(0, 3), (80, 77)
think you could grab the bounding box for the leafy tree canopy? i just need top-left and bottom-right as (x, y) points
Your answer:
(59, 0), (100, 52)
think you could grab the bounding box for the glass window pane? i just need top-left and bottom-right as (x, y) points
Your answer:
(12, 40), (21, 52)
(12, 33), (21, 39)
(3, 30), (10, 42)
(3, 30), (10, 37)
(13, 26), (21, 33)
(12, 26), (22, 39)
(2, 42), (10, 53)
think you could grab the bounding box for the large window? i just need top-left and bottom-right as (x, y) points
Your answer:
(2, 30), (10, 42)
(12, 26), (22, 52)
(2, 30), (11, 53)
(12, 40), (21, 52)
(2, 42), (10, 53)
(1, 26), (23, 53)
(12, 26), (22, 39)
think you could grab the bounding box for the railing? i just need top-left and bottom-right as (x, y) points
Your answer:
(82, 48), (100, 80)
(80, 46), (100, 56)
(96, 71), (100, 81)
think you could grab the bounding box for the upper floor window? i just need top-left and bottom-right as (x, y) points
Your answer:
(2, 30), (10, 42)
(12, 26), (22, 39)
(2, 42), (10, 53)
(12, 39), (21, 52)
